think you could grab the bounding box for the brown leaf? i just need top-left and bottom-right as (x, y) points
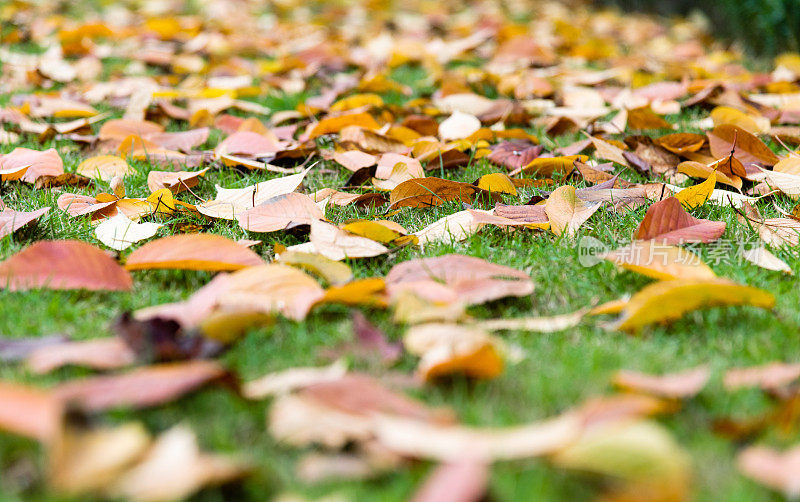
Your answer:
(635, 197), (726, 244)
(487, 141), (542, 171)
(389, 177), (478, 209)
(386, 254), (534, 305)
(125, 234), (264, 271)
(708, 124), (779, 166)
(0, 240), (132, 291)
(656, 132), (706, 155)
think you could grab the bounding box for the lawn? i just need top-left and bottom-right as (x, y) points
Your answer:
(1, 2), (799, 501)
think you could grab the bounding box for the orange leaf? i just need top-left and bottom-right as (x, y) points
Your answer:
(125, 234), (264, 271)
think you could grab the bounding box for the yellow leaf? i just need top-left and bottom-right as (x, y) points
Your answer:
(710, 106), (770, 134)
(76, 155), (130, 182)
(612, 279), (775, 333)
(601, 240), (716, 281)
(545, 185), (602, 236)
(476, 173), (517, 195)
(674, 171), (716, 210)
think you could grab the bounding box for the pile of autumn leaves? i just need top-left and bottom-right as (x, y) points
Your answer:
(0, 113), (799, 500)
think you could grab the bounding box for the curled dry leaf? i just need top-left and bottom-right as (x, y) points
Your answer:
(612, 366), (711, 399)
(708, 124), (778, 166)
(610, 279), (775, 333)
(389, 177), (478, 209)
(404, 324), (505, 380)
(0, 147), (64, 183)
(635, 197), (726, 244)
(414, 210), (483, 247)
(386, 254), (534, 306)
(276, 250), (353, 285)
(197, 167), (311, 220)
(237, 193), (324, 233)
(601, 240), (716, 281)
(741, 246), (793, 274)
(125, 234), (264, 271)
(674, 171), (716, 210)
(95, 213), (161, 251)
(0, 240), (132, 291)
(290, 220), (389, 261)
(0, 206), (50, 239)
(545, 185), (602, 236)
(146, 168), (209, 194)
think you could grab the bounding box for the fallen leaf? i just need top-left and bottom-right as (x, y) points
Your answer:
(545, 185), (602, 236)
(610, 279), (775, 333)
(724, 362), (800, 391)
(243, 360), (349, 399)
(411, 460), (488, 502)
(0, 240), (132, 291)
(95, 214), (161, 251)
(742, 246), (793, 274)
(237, 193), (324, 233)
(374, 413), (581, 462)
(612, 366), (711, 399)
(389, 177), (478, 209)
(601, 240), (716, 281)
(0, 206), (50, 239)
(52, 361), (227, 412)
(386, 254), (534, 306)
(76, 155), (131, 181)
(276, 250), (353, 285)
(635, 197), (726, 244)
(674, 171), (716, 210)
(197, 167), (311, 220)
(146, 168), (209, 194)
(125, 234), (264, 271)
(737, 445), (800, 499)
(404, 324), (505, 380)
(110, 424), (249, 502)
(27, 337), (137, 374)
(217, 264), (324, 321)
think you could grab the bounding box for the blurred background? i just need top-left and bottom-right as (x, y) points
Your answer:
(597, 0), (799, 56)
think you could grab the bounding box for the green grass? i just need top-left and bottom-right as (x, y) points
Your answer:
(0, 67), (798, 501)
